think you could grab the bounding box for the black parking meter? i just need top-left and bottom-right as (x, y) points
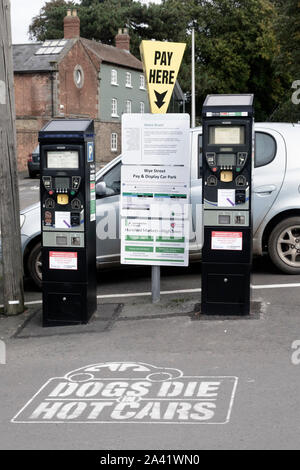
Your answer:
(201, 95), (254, 315)
(39, 120), (97, 326)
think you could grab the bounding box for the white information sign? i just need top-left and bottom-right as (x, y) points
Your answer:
(121, 218), (188, 266)
(121, 165), (189, 218)
(121, 165), (190, 266)
(122, 113), (190, 166)
(121, 113), (190, 267)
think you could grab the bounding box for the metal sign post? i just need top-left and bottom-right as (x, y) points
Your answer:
(152, 266), (161, 303)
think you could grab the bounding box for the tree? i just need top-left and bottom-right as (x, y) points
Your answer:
(178, 0), (287, 121)
(29, 0), (77, 41)
(28, 0), (289, 121)
(29, 0), (190, 58)
(269, 0), (300, 121)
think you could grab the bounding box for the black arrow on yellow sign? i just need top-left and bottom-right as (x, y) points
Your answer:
(154, 90), (168, 109)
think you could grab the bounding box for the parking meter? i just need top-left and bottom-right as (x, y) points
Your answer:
(201, 95), (254, 315)
(39, 120), (97, 326)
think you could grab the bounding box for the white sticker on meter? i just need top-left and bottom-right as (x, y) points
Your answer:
(55, 211), (71, 229)
(211, 232), (243, 251)
(218, 189), (235, 208)
(49, 252), (78, 270)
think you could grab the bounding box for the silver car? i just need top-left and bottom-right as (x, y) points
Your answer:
(20, 122), (300, 287)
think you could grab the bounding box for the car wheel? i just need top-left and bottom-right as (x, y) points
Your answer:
(269, 217), (300, 274)
(27, 242), (42, 289)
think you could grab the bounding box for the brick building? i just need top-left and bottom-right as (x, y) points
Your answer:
(13, 9), (149, 170)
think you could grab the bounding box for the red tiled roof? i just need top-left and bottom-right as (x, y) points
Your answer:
(80, 38), (143, 71)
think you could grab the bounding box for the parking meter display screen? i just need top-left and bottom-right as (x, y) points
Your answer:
(47, 150), (79, 169)
(209, 126), (245, 145)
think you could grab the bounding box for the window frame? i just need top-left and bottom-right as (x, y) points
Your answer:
(111, 98), (118, 117)
(140, 74), (145, 89)
(111, 132), (118, 152)
(126, 72), (132, 88)
(73, 65), (84, 89)
(98, 161), (121, 198)
(111, 69), (118, 86)
(198, 134), (203, 179)
(140, 101), (145, 114)
(254, 131), (277, 168)
(125, 99), (132, 114)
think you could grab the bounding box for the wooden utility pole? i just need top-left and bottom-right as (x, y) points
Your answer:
(0, 0), (24, 315)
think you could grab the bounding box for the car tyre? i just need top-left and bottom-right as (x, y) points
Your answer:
(27, 242), (42, 289)
(268, 217), (300, 274)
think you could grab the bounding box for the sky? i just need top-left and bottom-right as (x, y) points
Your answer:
(10, 0), (161, 44)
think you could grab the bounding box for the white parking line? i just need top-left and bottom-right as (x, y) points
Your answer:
(251, 283), (300, 290)
(16, 282), (300, 307)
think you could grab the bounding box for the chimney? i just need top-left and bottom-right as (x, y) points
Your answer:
(64, 9), (80, 39)
(115, 28), (130, 51)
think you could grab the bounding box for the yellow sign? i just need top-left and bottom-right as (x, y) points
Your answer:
(140, 40), (186, 114)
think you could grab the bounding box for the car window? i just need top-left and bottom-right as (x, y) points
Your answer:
(255, 132), (276, 168)
(98, 162), (121, 196)
(198, 134), (203, 179)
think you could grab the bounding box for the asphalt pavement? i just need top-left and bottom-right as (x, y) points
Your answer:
(0, 173), (299, 450)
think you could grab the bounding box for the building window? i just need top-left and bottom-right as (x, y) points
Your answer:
(111, 69), (118, 85)
(125, 100), (132, 113)
(111, 98), (118, 117)
(111, 133), (118, 152)
(73, 65), (84, 88)
(126, 72), (132, 87)
(140, 74), (145, 89)
(140, 101), (144, 114)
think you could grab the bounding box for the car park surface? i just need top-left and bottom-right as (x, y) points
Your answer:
(1, 258), (300, 449)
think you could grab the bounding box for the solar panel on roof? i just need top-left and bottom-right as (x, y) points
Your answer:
(34, 40), (66, 55)
(204, 94), (254, 107)
(42, 120), (93, 132)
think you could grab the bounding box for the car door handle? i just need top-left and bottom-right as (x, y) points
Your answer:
(254, 185), (277, 195)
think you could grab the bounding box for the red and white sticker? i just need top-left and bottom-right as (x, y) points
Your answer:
(211, 232), (243, 251)
(49, 252), (78, 270)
